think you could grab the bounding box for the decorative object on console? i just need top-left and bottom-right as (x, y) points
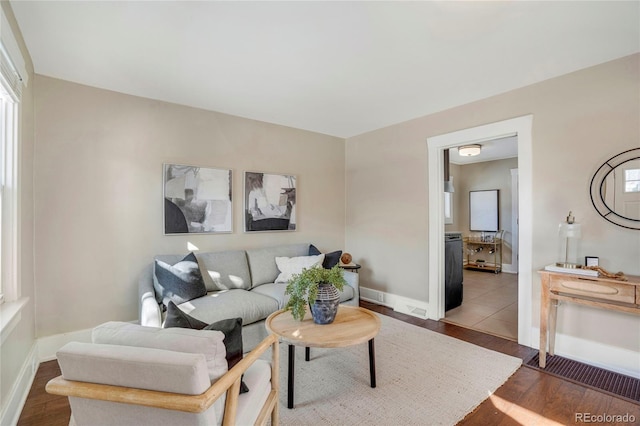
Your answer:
(585, 256), (599, 267)
(284, 265), (346, 323)
(584, 266), (628, 281)
(589, 147), (640, 230)
(458, 144), (482, 157)
(163, 164), (232, 234)
(340, 252), (353, 265)
(556, 211), (582, 268)
(244, 171), (297, 232)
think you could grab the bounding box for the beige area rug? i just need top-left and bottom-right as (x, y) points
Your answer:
(269, 314), (521, 425)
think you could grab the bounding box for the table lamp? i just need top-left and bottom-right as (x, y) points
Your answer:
(556, 211), (582, 268)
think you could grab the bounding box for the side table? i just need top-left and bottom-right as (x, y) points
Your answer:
(339, 263), (361, 273)
(265, 306), (381, 408)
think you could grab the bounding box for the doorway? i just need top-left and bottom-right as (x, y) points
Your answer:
(442, 140), (519, 341)
(426, 115), (533, 346)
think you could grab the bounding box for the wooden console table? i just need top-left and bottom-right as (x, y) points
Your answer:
(538, 270), (640, 368)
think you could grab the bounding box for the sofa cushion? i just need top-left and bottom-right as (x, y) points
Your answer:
(92, 321), (227, 383)
(251, 282), (355, 309)
(165, 302), (249, 393)
(197, 250), (252, 291)
(274, 254), (324, 283)
(176, 289), (279, 326)
(153, 253), (207, 307)
(246, 243), (310, 288)
(309, 244), (342, 269)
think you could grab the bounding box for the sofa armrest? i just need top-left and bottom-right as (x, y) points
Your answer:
(343, 270), (360, 302)
(46, 334), (280, 426)
(138, 264), (162, 327)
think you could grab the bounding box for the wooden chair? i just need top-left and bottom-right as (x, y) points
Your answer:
(46, 333), (279, 426)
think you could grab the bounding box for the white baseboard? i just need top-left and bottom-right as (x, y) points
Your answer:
(531, 327), (639, 378)
(38, 327), (92, 361)
(0, 343), (38, 426)
(501, 263), (518, 274)
(360, 287), (429, 320)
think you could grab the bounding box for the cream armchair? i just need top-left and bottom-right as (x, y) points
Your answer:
(46, 330), (279, 426)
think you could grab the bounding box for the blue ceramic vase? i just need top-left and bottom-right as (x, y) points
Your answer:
(310, 282), (340, 324)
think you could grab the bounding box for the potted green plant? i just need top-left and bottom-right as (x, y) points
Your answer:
(284, 265), (347, 324)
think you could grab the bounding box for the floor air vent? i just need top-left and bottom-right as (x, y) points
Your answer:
(394, 297), (429, 320)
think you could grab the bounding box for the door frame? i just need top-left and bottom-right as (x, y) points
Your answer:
(426, 115), (533, 346)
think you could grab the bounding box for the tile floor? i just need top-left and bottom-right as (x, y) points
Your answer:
(443, 269), (518, 341)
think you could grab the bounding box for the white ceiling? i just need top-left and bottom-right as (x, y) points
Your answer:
(10, 1), (640, 138)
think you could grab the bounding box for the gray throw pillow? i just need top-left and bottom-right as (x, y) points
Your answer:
(164, 301), (249, 393)
(309, 244), (342, 269)
(153, 253), (207, 308)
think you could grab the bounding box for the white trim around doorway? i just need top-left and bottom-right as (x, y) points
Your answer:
(426, 115), (533, 347)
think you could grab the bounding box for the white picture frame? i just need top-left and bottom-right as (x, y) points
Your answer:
(163, 163), (233, 234)
(469, 189), (499, 232)
(244, 171), (297, 232)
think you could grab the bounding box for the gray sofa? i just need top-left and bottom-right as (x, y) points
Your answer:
(139, 243), (359, 350)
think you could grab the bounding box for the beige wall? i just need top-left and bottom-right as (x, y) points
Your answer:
(0, 1), (36, 417)
(33, 76), (346, 337)
(346, 54), (639, 367)
(455, 158), (518, 265)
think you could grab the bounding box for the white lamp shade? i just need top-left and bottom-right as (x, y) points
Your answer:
(458, 144), (481, 156)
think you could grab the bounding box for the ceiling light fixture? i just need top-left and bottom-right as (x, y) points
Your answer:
(458, 144), (482, 157)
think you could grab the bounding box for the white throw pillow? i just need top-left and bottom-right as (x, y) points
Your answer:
(274, 254), (325, 283)
(92, 321), (228, 383)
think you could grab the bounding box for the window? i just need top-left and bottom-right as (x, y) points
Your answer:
(0, 87), (18, 304)
(624, 168), (640, 193)
(0, 8), (26, 304)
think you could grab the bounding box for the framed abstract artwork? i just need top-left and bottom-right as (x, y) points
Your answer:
(244, 171), (296, 232)
(163, 164), (232, 234)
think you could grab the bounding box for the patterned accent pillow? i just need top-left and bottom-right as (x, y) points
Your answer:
(153, 252), (207, 307)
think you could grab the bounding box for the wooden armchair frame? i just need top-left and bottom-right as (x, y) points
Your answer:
(46, 333), (280, 426)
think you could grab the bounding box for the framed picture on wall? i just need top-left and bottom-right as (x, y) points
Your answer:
(244, 171), (297, 232)
(163, 164), (233, 234)
(469, 189), (499, 231)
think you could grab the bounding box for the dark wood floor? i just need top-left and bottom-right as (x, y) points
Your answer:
(18, 301), (640, 426)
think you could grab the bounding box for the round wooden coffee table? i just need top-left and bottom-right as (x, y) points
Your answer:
(265, 305), (381, 409)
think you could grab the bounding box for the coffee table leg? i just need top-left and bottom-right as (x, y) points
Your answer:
(369, 338), (376, 388)
(305, 347), (310, 361)
(288, 345), (295, 409)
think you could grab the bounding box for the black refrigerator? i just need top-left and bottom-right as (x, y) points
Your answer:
(444, 232), (463, 311)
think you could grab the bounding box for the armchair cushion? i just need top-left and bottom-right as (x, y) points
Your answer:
(92, 321), (227, 382)
(57, 342), (211, 395)
(165, 302), (249, 393)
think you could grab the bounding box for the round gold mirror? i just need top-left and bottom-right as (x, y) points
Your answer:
(589, 148), (640, 230)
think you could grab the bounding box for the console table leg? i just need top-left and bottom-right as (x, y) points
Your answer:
(539, 274), (550, 368)
(549, 300), (559, 356)
(368, 338), (376, 388)
(305, 347), (310, 361)
(288, 345), (295, 409)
